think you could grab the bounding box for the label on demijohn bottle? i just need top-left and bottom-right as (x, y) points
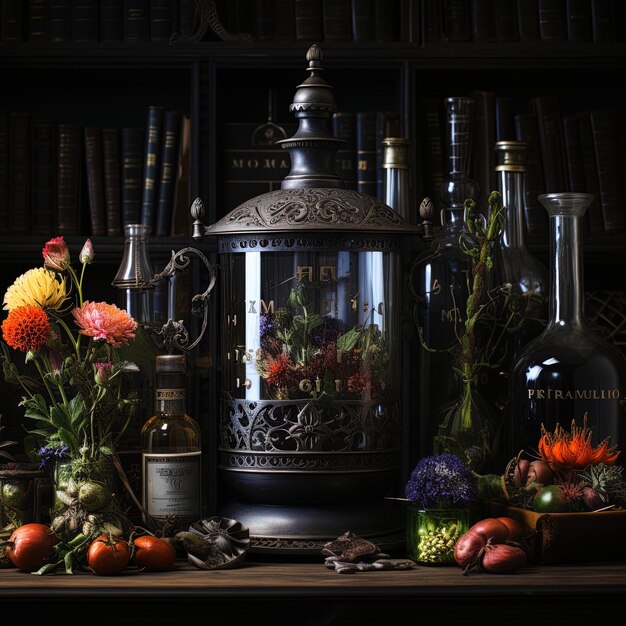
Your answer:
(142, 451), (202, 518)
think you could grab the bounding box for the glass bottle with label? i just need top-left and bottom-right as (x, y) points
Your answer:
(141, 354), (202, 530)
(413, 97), (479, 459)
(507, 193), (626, 461)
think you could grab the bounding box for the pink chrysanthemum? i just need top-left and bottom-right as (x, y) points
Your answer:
(72, 301), (138, 347)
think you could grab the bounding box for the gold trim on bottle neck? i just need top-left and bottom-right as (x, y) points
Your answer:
(382, 137), (410, 169)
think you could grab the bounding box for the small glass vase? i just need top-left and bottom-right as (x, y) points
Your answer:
(405, 504), (470, 565)
(0, 463), (46, 528)
(50, 457), (129, 541)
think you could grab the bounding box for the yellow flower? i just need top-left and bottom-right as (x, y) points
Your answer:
(3, 267), (68, 311)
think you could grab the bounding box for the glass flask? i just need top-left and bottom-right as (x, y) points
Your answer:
(507, 193), (626, 460)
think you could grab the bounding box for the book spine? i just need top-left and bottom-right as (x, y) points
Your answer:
(517, 0), (540, 40)
(49, 0), (72, 42)
(471, 0), (496, 42)
(121, 127), (144, 227)
(442, 0), (470, 42)
(8, 113), (30, 233)
(531, 96), (568, 193)
(57, 123), (82, 235)
(273, 0), (295, 40)
(355, 111), (377, 197)
(591, 0), (616, 42)
(294, 0), (323, 40)
(496, 96), (515, 141)
(255, 0), (275, 40)
(150, 0), (173, 42)
(374, 0), (394, 42)
(123, 0), (150, 42)
(494, 0), (519, 41)
(590, 109), (625, 231)
(332, 112), (357, 190)
(30, 119), (57, 235)
(102, 127), (123, 236)
(538, 0), (567, 40)
(351, 0), (374, 41)
(323, 0), (352, 41)
(73, 0), (98, 42)
(84, 127), (107, 236)
(470, 89), (496, 215)
(514, 112), (548, 236)
(576, 111), (604, 233)
(420, 98), (444, 212)
(100, 0), (124, 41)
(2, 0), (24, 42)
(0, 110), (8, 232)
(566, 0), (592, 40)
(175, 0), (195, 39)
(423, 0), (442, 43)
(155, 110), (182, 236)
(28, 0), (49, 41)
(562, 116), (587, 192)
(140, 105), (163, 232)
(171, 115), (191, 237)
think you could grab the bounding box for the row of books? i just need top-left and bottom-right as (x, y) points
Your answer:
(218, 0), (411, 43)
(0, 106), (191, 238)
(221, 110), (400, 213)
(421, 94), (626, 237)
(1, 0), (194, 44)
(424, 0), (624, 44)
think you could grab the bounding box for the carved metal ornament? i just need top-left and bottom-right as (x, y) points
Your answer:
(169, 0), (253, 45)
(149, 246), (217, 353)
(219, 398), (401, 455)
(203, 188), (419, 237)
(218, 233), (397, 253)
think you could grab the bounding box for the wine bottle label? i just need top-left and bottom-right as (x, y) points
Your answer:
(528, 388), (621, 400)
(155, 388), (186, 401)
(142, 451), (202, 518)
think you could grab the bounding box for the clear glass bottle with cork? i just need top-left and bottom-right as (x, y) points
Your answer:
(141, 353), (202, 531)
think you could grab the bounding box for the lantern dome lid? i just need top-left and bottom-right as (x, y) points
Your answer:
(201, 188), (418, 236)
(194, 45), (419, 240)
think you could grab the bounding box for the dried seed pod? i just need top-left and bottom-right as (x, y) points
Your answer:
(179, 517), (250, 570)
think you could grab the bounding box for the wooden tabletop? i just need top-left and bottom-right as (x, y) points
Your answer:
(1, 559), (625, 624)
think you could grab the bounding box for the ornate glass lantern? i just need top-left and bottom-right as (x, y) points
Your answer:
(193, 45), (419, 554)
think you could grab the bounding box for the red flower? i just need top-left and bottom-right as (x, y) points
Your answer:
(1, 305), (50, 352)
(42, 237), (70, 271)
(266, 353), (295, 388)
(539, 415), (620, 470)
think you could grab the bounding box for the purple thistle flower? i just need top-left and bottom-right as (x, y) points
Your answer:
(405, 453), (478, 509)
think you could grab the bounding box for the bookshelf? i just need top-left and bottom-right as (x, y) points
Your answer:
(2, 0), (626, 516)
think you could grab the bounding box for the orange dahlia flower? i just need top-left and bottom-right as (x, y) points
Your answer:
(538, 415), (620, 470)
(1, 305), (50, 352)
(72, 301), (138, 347)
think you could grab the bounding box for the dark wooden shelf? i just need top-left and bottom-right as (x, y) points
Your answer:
(3, 40), (626, 67)
(0, 560), (624, 624)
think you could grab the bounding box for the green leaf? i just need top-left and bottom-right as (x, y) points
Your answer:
(64, 551), (75, 575)
(50, 405), (71, 431)
(67, 393), (87, 425)
(337, 327), (361, 352)
(58, 427), (80, 453)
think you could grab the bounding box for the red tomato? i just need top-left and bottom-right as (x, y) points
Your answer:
(6, 523), (58, 572)
(468, 518), (510, 544)
(87, 534), (131, 576)
(133, 535), (177, 572)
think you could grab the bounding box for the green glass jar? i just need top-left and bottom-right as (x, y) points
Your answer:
(405, 504), (470, 565)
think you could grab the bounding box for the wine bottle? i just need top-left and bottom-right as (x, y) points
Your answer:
(141, 354), (202, 530)
(506, 193), (626, 461)
(490, 141), (548, 418)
